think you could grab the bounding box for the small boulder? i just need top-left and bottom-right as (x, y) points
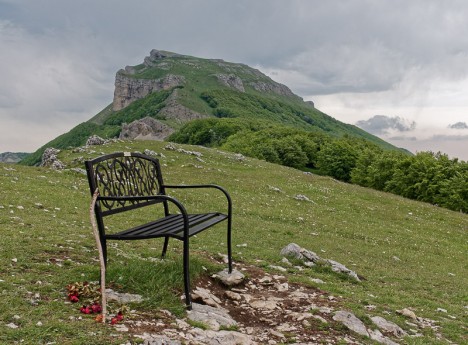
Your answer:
(212, 269), (245, 286)
(333, 310), (369, 337)
(86, 135), (106, 146)
(371, 316), (408, 338)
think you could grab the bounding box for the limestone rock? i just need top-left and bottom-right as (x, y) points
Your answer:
(213, 269), (245, 286)
(105, 288), (143, 304)
(368, 329), (399, 345)
(396, 308), (417, 320)
(333, 310), (369, 337)
(187, 303), (237, 330)
(249, 298), (279, 310)
(326, 259), (361, 282)
(280, 243), (320, 263)
(249, 80), (295, 97)
(119, 117), (174, 141)
(113, 73), (185, 111)
(191, 287), (222, 308)
(371, 316), (408, 338)
(189, 328), (255, 345)
(40, 148), (65, 170)
(157, 88), (205, 122)
(216, 74), (245, 92)
(86, 135), (107, 146)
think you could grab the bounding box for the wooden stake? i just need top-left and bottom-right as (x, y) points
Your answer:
(89, 188), (107, 322)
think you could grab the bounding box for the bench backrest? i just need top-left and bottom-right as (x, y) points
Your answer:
(85, 152), (167, 217)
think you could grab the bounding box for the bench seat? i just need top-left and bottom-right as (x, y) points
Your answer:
(106, 213), (228, 240)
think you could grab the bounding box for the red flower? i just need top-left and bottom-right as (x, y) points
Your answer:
(110, 317), (118, 325)
(116, 311), (124, 321)
(68, 293), (79, 303)
(80, 305), (92, 314)
(91, 303), (102, 313)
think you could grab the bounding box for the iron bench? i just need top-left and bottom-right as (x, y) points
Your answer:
(85, 151), (233, 309)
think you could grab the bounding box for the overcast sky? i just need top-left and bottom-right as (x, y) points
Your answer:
(1, 0), (468, 160)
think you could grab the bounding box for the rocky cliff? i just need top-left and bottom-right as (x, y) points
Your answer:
(113, 73), (185, 111)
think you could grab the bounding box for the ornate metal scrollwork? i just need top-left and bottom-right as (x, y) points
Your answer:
(93, 156), (161, 211)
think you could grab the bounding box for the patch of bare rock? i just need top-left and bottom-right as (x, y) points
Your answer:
(117, 259), (418, 345)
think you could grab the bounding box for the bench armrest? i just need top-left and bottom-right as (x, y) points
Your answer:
(162, 184), (232, 215)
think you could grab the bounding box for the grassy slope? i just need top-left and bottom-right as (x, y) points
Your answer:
(1, 140), (466, 344)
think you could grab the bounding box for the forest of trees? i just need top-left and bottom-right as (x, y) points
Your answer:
(169, 118), (468, 213)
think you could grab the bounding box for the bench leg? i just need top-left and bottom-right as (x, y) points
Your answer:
(183, 239), (192, 310)
(161, 237), (169, 258)
(227, 218), (233, 273)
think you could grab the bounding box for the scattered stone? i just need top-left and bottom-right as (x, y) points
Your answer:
(310, 278), (325, 284)
(191, 287), (222, 308)
(268, 265), (287, 272)
(233, 153), (245, 161)
(105, 289), (143, 304)
(187, 303), (237, 330)
(280, 243), (321, 263)
(6, 323), (18, 329)
(274, 282), (289, 292)
(326, 259), (361, 282)
(294, 194), (311, 202)
(311, 315), (328, 324)
(280, 243), (361, 281)
(212, 269), (245, 286)
(136, 335), (182, 345)
(269, 185), (282, 193)
(249, 299), (279, 310)
(189, 328), (254, 345)
(114, 323), (129, 332)
(276, 322), (296, 332)
(224, 291), (242, 301)
(397, 308), (417, 320)
(392, 256), (401, 261)
(436, 308), (447, 313)
(368, 328), (399, 345)
(70, 167), (87, 175)
(333, 310), (369, 337)
(371, 316), (408, 338)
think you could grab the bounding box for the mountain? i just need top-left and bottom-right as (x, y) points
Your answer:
(21, 49), (401, 165)
(0, 152), (29, 163)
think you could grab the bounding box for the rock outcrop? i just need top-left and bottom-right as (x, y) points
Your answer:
(215, 74), (245, 92)
(119, 117), (174, 141)
(157, 89), (206, 122)
(281, 243), (361, 281)
(113, 74), (185, 111)
(250, 80), (296, 97)
(40, 148), (65, 170)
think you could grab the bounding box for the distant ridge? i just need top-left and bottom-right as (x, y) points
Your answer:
(0, 152), (29, 163)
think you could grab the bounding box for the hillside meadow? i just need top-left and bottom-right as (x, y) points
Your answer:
(1, 140), (467, 344)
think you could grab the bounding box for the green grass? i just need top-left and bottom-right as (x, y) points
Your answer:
(1, 140), (467, 344)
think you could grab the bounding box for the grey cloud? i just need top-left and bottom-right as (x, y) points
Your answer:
(389, 136), (418, 141)
(448, 122), (468, 129)
(355, 115), (416, 135)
